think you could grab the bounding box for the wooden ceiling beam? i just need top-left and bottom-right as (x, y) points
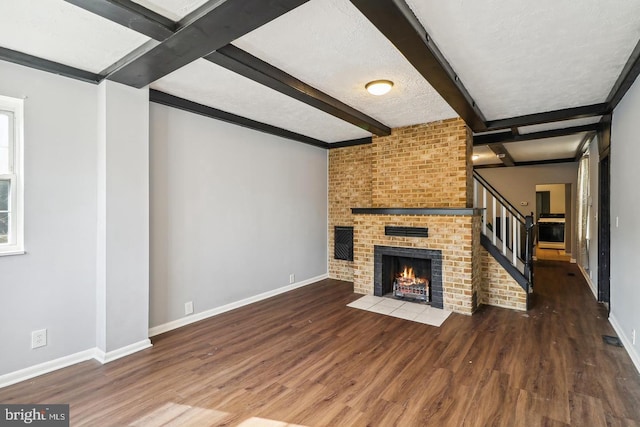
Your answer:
(0, 46), (102, 84)
(487, 144), (515, 167)
(206, 45), (391, 136)
(105, 0), (310, 88)
(474, 157), (576, 169)
(474, 123), (600, 145)
(150, 89), (328, 148)
(485, 103), (609, 131)
(606, 38), (640, 111)
(327, 137), (372, 149)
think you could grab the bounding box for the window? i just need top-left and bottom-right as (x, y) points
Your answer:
(0, 94), (24, 255)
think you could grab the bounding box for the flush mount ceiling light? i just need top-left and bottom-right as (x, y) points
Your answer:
(365, 80), (394, 96)
(472, 155), (479, 161)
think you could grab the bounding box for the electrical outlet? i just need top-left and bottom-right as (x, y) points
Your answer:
(633, 329), (636, 345)
(289, 274), (295, 284)
(31, 329), (47, 349)
(185, 301), (194, 315)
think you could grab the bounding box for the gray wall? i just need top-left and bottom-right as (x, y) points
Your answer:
(477, 163), (578, 257)
(0, 61), (98, 375)
(149, 104), (328, 328)
(610, 71), (640, 368)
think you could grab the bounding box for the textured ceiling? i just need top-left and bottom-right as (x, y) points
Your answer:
(234, 0), (457, 128)
(1, 0), (638, 157)
(406, 0), (640, 120)
(132, 0), (210, 21)
(507, 134), (585, 162)
(151, 59), (371, 142)
(0, 0), (150, 74)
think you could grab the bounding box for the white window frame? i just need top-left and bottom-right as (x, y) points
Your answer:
(0, 94), (24, 256)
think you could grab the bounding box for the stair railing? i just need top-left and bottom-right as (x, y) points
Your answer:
(473, 171), (535, 290)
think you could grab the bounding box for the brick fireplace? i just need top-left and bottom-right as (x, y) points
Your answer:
(329, 118), (526, 315)
(352, 210), (481, 314)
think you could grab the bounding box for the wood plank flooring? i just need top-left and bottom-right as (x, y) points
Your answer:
(535, 247), (572, 262)
(1, 261), (639, 426)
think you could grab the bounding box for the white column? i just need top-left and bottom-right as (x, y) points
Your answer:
(96, 80), (150, 358)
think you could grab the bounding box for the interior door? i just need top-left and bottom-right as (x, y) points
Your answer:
(598, 154), (611, 308)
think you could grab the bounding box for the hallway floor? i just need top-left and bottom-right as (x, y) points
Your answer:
(535, 247), (572, 262)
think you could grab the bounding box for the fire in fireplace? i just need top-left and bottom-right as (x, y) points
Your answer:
(394, 264), (429, 302)
(374, 246), (443, 308)
(382, 255), (431, 302)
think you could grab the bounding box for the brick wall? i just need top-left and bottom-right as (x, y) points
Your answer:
(371, 118), (471, 208)
(328, 144), (372, 281)
(479, 248), (527, 311)
(353, 213), (480, 315)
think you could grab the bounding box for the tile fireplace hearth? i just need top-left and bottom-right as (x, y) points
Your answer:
(347, 295), (452, 327)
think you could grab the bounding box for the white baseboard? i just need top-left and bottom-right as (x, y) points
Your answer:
(149, 274), (328, 337)
(0, 348), (96, 389)
(577, 265), (598, 299)
(94, 339), (152, 364)
(1, 339), (153, 389)
(609, 313), (640, 375)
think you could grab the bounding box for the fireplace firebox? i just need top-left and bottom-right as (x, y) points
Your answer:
(389, 256), (430, 302)
(374, 246), (443, 309)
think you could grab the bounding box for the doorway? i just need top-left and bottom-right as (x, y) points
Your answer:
(535, 184), (570, 262)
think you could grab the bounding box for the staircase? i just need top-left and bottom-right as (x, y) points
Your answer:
(473, 171), (535, 302)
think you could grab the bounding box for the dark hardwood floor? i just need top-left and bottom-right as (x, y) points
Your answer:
(2, 261), (640, 426)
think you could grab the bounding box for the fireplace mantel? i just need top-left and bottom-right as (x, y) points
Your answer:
(351, 207), (482, 216)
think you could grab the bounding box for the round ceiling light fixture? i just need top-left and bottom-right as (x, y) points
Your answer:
(472, 155), (480, 161)
(365, 80), (394, 96)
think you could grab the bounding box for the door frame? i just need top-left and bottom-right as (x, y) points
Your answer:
(598, 127), (611, 309)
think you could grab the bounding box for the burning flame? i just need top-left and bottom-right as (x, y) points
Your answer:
(396, 265), (428, 286)
(400, 267), (415, 279)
